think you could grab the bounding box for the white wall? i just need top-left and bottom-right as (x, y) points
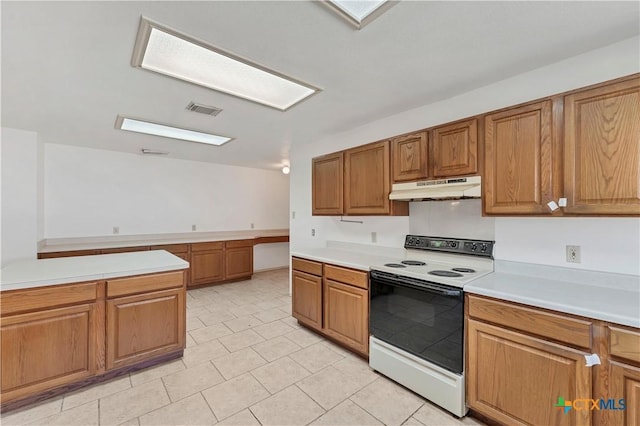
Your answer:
(1, 128), (40, 266)
(44, 144), (290, 270)
(290, 36), (640, 275)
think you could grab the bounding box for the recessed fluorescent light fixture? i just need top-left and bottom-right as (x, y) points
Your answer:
(131, 17), (320, 111)
(115, 116), (232, 146)
(323, 0), (397, 29)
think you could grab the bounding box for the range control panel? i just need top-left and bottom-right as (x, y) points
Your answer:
(404, 235), (494, 258)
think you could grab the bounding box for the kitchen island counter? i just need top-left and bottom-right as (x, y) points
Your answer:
(1, 250), (188, 291)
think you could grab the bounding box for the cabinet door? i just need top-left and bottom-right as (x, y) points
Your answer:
(392, 132), (428, 182)
(467, 319), (592, 426)
(431, 119), (478, 177)
(484, 101), (555, 214)
(599, 361), (640, 426)
(225, 246), (253, 280)
(344, 141), (391, 215)
(191, 249), (224, 286)
(564, 77), (640, 215)
(106, 288), (185, 370)
(323, 279), (368, 355)
(312, 152), (344, 215)
(292, 270), (322, 331)
(1, 304), (97, 403)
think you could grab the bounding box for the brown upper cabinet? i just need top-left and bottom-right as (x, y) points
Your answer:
(312, 152), (343, 215)
(563, 77), (640, 215)
(484, 100), (556, 214)
(344, 141), (408, 215)
(431, 118), (479, 178)
(312, 141), (408, 216)
(391, 131), (429, 182)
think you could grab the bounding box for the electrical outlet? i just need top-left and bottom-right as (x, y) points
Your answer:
(250, 223), (255, 229)
(311, 228), (316, 237)
(192, 224), (196, 231)
(566, 245), (581, 263)
(371, 232), (377, 243)
(112, 226), (119, 235)
(292, 211), (296, 219)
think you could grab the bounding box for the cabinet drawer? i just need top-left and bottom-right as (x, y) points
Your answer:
(107, 271), (184, 298)
(225, 239), (254, 248)
(324, 264), (368, 290)
(191, 241), (224, 252)
(100, 246), (149, 254)
(609, 325), (640, 364)
(1, 282), (98, 316)
(467, 295), (592, 349)
(292, 257), (323, 276)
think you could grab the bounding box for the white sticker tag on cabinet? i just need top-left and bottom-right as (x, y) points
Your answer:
(584, 353), (601, 367)
(547, 201), (559, 211)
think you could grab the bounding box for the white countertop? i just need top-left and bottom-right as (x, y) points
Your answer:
(291, 246), (400, 271)
(465, 260), (640, 328)
(1, 250), (189, 291)
(39, 229), (289, 253)
(293, 245), (640, 328)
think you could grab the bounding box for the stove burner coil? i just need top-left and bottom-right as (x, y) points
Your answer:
(401, 260), (426, 266)
(429, 270), (463, 277)
(451, 267), (475, 273)
(384, 263), (406, 268)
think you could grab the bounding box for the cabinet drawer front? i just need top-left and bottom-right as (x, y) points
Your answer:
(1, 304), (96, 400)
(150, 244), (189, 254)
(191, 241), (224, 252)
(610, 325), (640, 364)
(100, 246), (149, 254)
(225, 239), (254, 248)
(38, 249), (101, 259)
(292, 257), (323, 276)
(107, 271), (184, 298)
(324, 265), (368, 289)
(467, 295), (592, 349)
(1, 282), (97, 316)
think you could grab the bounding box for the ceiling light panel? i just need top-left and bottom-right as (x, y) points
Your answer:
(324, 0), (396, 29)
(116, 116), (232, 146)
(132, 18), (319, 111)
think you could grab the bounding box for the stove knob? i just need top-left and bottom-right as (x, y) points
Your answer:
(481, 244), (487, 252)
(450, 241), (458, 248)
(471, 243), (477, 251)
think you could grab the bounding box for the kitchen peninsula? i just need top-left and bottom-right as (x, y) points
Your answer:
(0, 250), (189, 411)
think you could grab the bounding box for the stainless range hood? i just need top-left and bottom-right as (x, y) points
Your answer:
(389, 176), (481, 201)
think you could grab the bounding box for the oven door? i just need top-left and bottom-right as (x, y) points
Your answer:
(369, 270), (464, 374)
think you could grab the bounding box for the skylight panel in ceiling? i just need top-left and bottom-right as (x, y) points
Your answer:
(325, 0), (395, 29)
(131, 17), (319, 111)
(115, 116), (232, 146)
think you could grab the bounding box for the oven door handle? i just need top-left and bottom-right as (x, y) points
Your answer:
(370, 270), (462, 297)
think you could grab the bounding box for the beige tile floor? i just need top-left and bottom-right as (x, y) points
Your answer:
(1, 269), (483, 426)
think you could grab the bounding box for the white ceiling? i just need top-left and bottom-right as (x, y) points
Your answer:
(2, 1), (639, 170)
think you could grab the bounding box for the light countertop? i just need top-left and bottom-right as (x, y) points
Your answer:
(291, 246), (400, 271)
(465, 260), (640, 328)
(1, 250), (189, 291)
(293, 245), (640, 328)
(38, 229), (289, 253)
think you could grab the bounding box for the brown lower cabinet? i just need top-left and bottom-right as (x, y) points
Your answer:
(38, 238), (262, 288)
(466, 294), (640, 426)
(291, 257), (369, 356)
(0, 270), (187, 410)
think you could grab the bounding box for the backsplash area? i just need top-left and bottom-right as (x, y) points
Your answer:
(409, 200), (494, 241)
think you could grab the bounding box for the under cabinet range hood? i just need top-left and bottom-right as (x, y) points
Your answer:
(389, 176), (481, 201)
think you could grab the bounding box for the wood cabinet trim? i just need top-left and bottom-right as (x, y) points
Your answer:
(292, 257), (323, 276)
(324, 264), (368, 289)
(106, 271), (184, 298)
(468, 294), (592, 349)
(1, 282), (98, 317)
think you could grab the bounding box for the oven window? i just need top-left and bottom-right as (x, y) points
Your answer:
(370, 279), (464, 374)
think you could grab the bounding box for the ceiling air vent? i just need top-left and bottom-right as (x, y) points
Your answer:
(186, 102), (223, 116)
